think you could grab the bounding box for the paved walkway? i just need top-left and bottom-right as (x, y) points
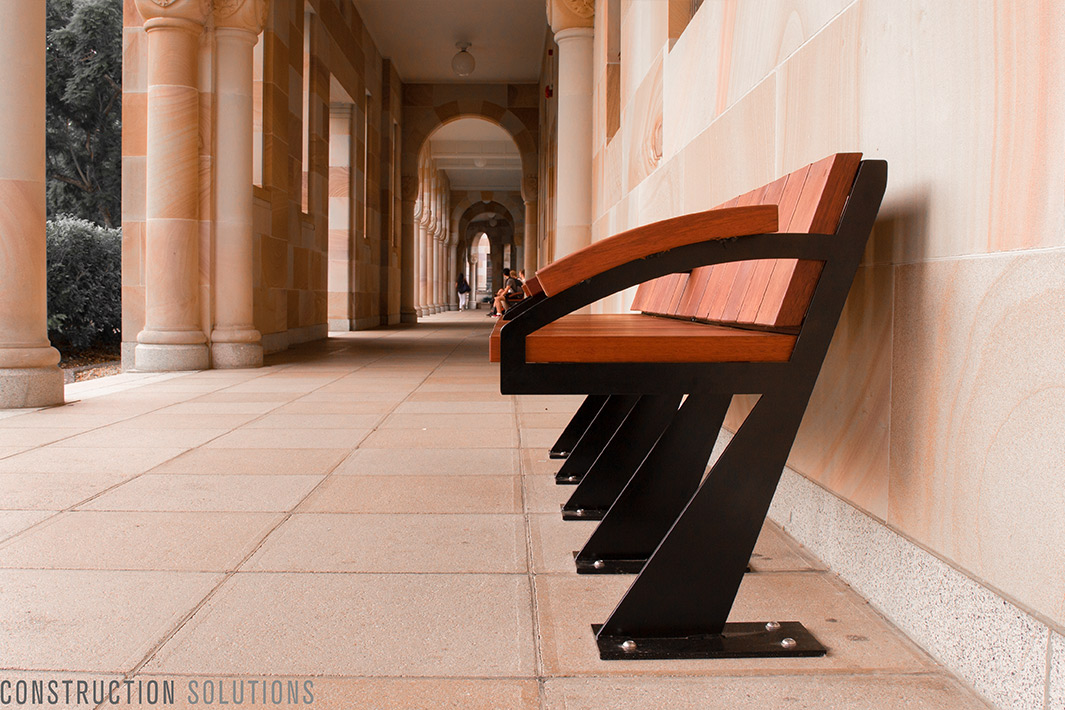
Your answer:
(0, 311), (986, 709)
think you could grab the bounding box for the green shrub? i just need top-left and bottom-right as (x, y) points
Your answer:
(46, 217), (122, 351)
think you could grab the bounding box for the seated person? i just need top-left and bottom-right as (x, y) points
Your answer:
(490, 268), (524, 317)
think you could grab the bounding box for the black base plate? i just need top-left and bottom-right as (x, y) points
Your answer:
(575, 553), (646, 574)
(549, 450), (569, 459)
(561, 505), (607, 521)
(593, 621), (826, 660)
(555, 473), (583, 485)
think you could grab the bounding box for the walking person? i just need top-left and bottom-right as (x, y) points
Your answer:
(456, 272), (471, 310)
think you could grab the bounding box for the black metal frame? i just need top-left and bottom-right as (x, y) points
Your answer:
(496, 161), (887, 660)
(548, 395), (608, 458)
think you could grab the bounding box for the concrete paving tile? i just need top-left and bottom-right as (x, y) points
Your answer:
(381, 412), (514, 429)
(275, 399), (396, 414)
(298, 475), (522, 514)
(361, 428), (516, 449)
(541, 675), (989, 709)
(516, 396), (585, 413)
(418, 383), (500, 392)
(393, 400), (513, 414)
(0, 428), (85, 447)
(408, 391), (510, 402)
(535, 573), (937, 676)
(0, 569), (221, 672)
(0, 446), (31, 459)
(206, 428), (368, 449)
(0, 510), (54, 541)
(335, 448), (519, 476)
(51, 427), (227, 449)
(108, 412), (261, 429)
(299, 390), (408, 403)
(0, 411), (130, 428)
(80, 474), (323, 512)
(749, 522), (825, 572)
(225, 379), (339, 393)
(529, 514), (598, 574)
(0, 471), (134, 509)
(0, 511), (281, 571)
(518, 411), (575, 429)
(245, 513), (526, 573)
(524, 472), (572, 513)
(144, 573), (536, 677)
(521, 428), (562, 450)
(189, 391), (300, 403)
(318, 379), (422, 394)
(243, 413), (385, 429)
(154, 448), (349, 475)
(0, 447), (186, 474)
(124, 677), (540, 710)
(162, 400), (285, 414)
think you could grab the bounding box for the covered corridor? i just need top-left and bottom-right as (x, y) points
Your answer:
(0, 312), (985, 708)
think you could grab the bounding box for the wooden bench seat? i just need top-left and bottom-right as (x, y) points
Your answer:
(524, 314), (795, 363)
(491, 153), (888, 662)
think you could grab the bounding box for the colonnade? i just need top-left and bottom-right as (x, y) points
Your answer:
(413, 155), (454, 317)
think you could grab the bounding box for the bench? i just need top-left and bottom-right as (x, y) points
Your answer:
(490, 153), (887, 660)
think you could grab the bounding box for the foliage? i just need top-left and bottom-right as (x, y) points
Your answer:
(46, 0), (123, 227)
(46, 217), (122, 351)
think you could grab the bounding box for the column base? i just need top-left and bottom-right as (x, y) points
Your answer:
(211, 341), (263, 369)
(0, 366), (64, 409)
(134, 343), (209, 372)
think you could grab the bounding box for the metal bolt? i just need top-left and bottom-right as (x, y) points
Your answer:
(621, 640), (637, 652)
(780, 637), (797, 649)
(765, 621), (781, 631)
(593, 560), (605, 570)
(576, 509), (586, 516)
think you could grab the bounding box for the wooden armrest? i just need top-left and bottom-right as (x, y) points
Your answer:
(534, 205), (778, 296)
(522, 277), (543, 298)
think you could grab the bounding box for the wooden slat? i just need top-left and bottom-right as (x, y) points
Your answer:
(675, 265), (714, 317)
(736, 167), (810, 324)
(524, 314), (796, 363)
(630, 280), (656, 311)
(701, 186), (767, 321)
(535, 205), (778, 296)
(648, 273), (686, 315)
(755, 153), (861, 327)
(523, 276), (544, 298)
(723, 175), (789, 323)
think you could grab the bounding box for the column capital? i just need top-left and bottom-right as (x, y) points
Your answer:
(521, 175), (538, 203)
(547, 0), (593, 34)
(134, 0), (210, 28)
(214, 0), (268, 35)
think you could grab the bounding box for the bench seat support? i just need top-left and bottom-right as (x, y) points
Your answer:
(555, 395), (639, 484)
(549, 394), (608, 459)
(562, 393), (683, 521)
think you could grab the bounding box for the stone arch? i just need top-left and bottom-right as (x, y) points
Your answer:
(455, 200), (519, 291)
(399, 85), (539, 321)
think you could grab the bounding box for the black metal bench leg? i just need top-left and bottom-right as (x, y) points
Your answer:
(593, 391), (826, 660)
(575, 392), (730, 572)
(555, 395), (640, 485)
(562, 394), (682, 521)
(549, 395), (609, 459)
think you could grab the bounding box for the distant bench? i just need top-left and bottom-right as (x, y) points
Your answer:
(490, 153), (887, 660)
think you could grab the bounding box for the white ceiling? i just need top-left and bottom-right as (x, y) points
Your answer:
(351, 0), (548, 83)
(430, 118), (522, 191)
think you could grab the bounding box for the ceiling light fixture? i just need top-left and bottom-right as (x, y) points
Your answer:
(473, 156), (488, 168)
(452, 42), (475, 77)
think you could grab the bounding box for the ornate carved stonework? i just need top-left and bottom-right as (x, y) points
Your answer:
(214, 0), (268, 34)
(134, 0), (210, 24)
(562, 0), (594, 19)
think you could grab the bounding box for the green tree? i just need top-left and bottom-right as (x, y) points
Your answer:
(46, 0), (122, 227)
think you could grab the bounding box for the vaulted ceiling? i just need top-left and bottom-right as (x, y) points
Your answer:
(352, 0), (548, 84)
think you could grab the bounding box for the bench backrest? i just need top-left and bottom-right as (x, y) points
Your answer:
(631, 153), (862, 329)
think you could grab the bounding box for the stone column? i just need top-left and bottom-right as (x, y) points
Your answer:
(549, 0), (594, 260)
(211, 0), (267, 368)
(326, 104), (354, 331)
(523, 201), (539, 276)
(134, 0), (210, 371)
(413, 194), (423, 317)
(448, 242), (459, 310)
(0, 0), (63, 407)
